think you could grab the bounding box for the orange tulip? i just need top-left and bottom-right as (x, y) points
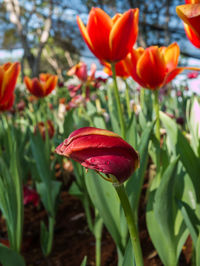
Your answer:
(103, 61), (130, 78)
(176, 3), (200, 48)
(24, 74), (58, 98)
(124, 43), (200, 90)
(77, 7), (139, 63)
(0, 62), (20, 111)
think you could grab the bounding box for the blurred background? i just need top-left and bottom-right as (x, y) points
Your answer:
(0, 0), (200, 79)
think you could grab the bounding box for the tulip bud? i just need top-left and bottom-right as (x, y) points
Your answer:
(55, 127), (139, 183)
(35, 120), (55, 140)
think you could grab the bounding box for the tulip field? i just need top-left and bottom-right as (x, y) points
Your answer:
(1, 1), (200, 266)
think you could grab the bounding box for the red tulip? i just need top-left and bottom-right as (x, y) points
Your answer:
(77, 8), (139, 63)
(176, 3), (200, 48)
(0, 62), (20, 111)
(24, 74), (58, 98)
(103, 60), (130, 78)
(124, 43), (200, 90)
(55, 127), (139, 183)
(35, 120), (55, 140)
(67, 62), (88, 81)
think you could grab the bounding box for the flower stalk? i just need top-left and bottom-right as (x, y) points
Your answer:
(111, 176), (144, 266)
(111, 63), (126, 139)
(153, 90), (161, 178)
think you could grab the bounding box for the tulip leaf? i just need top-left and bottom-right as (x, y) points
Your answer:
(80, 256), (87, 266)
(126, 120), (155, 212)
(36, 180), (61, 217)
(30, 133), (52, 187)
(160, 111), (200, 202)
(107, 84), (121, 135)
(178, 200), (199, 245)
(146, 157), (188, 266)
(0, 244), (25, 266)
(196, 234), (200, 266)
(85, 170), (126, 254)
(126, 113), (138, 148)
(63, 109), (74, 137)
(122, 238), (135, 266)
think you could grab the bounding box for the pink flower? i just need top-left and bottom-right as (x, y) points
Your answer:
(187, 71), (199, 79)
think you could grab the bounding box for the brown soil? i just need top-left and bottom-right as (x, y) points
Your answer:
(0, 174), (193, 266)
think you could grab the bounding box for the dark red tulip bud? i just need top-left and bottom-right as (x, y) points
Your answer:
(55, 127), (139, 183)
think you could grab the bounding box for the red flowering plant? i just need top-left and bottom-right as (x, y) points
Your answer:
(0, 62), (21, 112)
(77, 8), (139, 138)
(67, 61), (106, 101)
(176, 0), (200, 48)
(55, 127), (145, 265)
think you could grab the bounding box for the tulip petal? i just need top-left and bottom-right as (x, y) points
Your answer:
(176, 4), (200, 39)
(136, 46), (166, 90)
(24, 76), (32, 91)
(164, 67), (200, 85)
(76, 16), (98, 58)
(65, 127), (120, 148)
(87, 8), (112, 61)
(82, 154), (136, 183)
(31, 78), (44, 97)
(1, 62), (20, 104)
(44, 75), (58, 96)
(186, 0), (200, 3)
(123, 48), (146, 87)
(109, 9), (139, 61)
(0, 93), (15, 111)
(163, 43), (180, 72)
(0, 67), (4, 101)
(184, 23), (200, 48)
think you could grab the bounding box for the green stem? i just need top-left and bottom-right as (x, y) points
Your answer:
(153, 90), (161, 177)
(111, 63), (125, 139)
(153, 90), (160, 141)
(46, 216), (55, 256)
(83, 197), (94, 233)
(124, 79), (131, 119)
(140, 88), (145, 109)
(112, 178), (143, 266)
(94, 214), (103, 266)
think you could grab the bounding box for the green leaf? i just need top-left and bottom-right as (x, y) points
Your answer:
(36, 180), (61, 217)
(69, 181), (84, 198)
(85, 170), (126, 253)
(160, 111), (200, 202)
(122, 239), (135, 266)
(0, 244), (25, 266)
(178, 200), (199, 245)
(107, 85), (120, 135)
(146, 157), (188, 266)
(63, 109), (74, 137)
(126, 120), (154, 213)
(80, 256), (87, 266)
(30, 133), (51, 187)
(40, 221), (49, 256)
(126, 113), (138, 148)
(196, 234), (200, 266)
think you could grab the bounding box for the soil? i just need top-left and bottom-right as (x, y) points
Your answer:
(0, 173), (193, 266)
